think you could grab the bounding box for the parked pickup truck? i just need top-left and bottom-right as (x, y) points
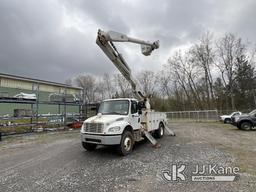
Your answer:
(80, 98), (168, 155)
(231, 109), (256, 130)
(219, 111), (241, 123)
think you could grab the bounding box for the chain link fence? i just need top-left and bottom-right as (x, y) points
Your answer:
(166, 110), (219, 122)
(166, 108), (256, 122)
(217, 109), (253, 116)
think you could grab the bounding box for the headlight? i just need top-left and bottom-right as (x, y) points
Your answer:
(108, 126), (121, 133)
(81, 123), (86, 131)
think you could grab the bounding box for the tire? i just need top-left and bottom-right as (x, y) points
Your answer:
(224, 118), (231, 124)
(155, 123), (164, 138)
(82, 142), (97, 151)
(117, 131), (134, 156)
(240, 122), (252, 131)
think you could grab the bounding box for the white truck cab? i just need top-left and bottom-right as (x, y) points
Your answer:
(80, 98), (167, 155)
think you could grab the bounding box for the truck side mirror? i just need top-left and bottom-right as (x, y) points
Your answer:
(137, 101), (143, 114)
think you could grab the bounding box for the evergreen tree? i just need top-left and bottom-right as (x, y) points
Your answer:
(234, 55), (256, 109)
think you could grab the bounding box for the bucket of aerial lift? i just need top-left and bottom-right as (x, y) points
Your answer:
(141, 40), (159, 56)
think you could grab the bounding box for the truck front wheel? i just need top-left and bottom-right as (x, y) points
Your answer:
(240, 122), (252, 131)
(117, 131), (134, 156)
(82, 142), (97, 151)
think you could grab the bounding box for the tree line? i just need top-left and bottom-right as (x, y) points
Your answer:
(67, 32), (256, 112)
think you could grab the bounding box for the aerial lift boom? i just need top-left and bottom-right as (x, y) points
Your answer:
(96, 29), (159, 101)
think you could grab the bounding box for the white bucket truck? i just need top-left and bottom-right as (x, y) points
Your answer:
(81, 30), (174, 155)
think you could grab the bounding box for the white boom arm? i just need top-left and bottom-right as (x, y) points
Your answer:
(96, 29), (159, 100)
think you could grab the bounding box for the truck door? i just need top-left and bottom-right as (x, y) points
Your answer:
(129, 100), (140, 130)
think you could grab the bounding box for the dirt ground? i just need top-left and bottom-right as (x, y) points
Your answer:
(0, 122), (256, 192)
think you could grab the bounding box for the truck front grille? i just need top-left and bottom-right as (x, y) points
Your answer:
(85, 123), (103, 133)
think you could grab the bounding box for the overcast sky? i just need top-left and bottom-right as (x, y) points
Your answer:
(0, 0), (255, 83)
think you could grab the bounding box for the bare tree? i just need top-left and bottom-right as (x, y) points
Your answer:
(216, 33), (246, 109)
(137, 70), (156, 96)
(113, 74), (132, 98)
(103, 73), (114, 98)
(190, 32), (215, 108)
(167, 51), (203, 109)
(94, 79), (105, 101)
(93, 74), (115, 101)
(75, 74), (96, 102)
(71, 32), (256, 112)
(156, 68), (172, 98)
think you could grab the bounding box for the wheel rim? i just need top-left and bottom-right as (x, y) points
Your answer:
(160, 125), (164, 136)
(243, 124), (250, 130)
(124, 137), (132, 151)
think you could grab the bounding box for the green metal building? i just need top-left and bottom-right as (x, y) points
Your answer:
(0, 73), (82, 116)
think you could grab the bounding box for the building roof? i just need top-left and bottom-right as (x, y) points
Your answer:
(0, 73), (82, 90)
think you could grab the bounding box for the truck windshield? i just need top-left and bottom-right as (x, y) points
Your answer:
(98, 100), (129, 115)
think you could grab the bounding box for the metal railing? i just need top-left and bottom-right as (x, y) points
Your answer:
(0, 113), (81, 136)
(166, 110), (219, 122)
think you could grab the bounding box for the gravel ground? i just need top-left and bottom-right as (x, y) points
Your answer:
(0, 122), (256, 192)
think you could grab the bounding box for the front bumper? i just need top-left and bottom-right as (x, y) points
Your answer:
(80, 133), (122, 145)
(231, 117), (237, 126)
(231, 121), (238, 126)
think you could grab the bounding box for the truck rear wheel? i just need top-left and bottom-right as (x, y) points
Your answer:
(240, 122), (252, 131)
(82, 142), (97, 151)
(117, 131), (134, 156)
(155, 123), (164, 138)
